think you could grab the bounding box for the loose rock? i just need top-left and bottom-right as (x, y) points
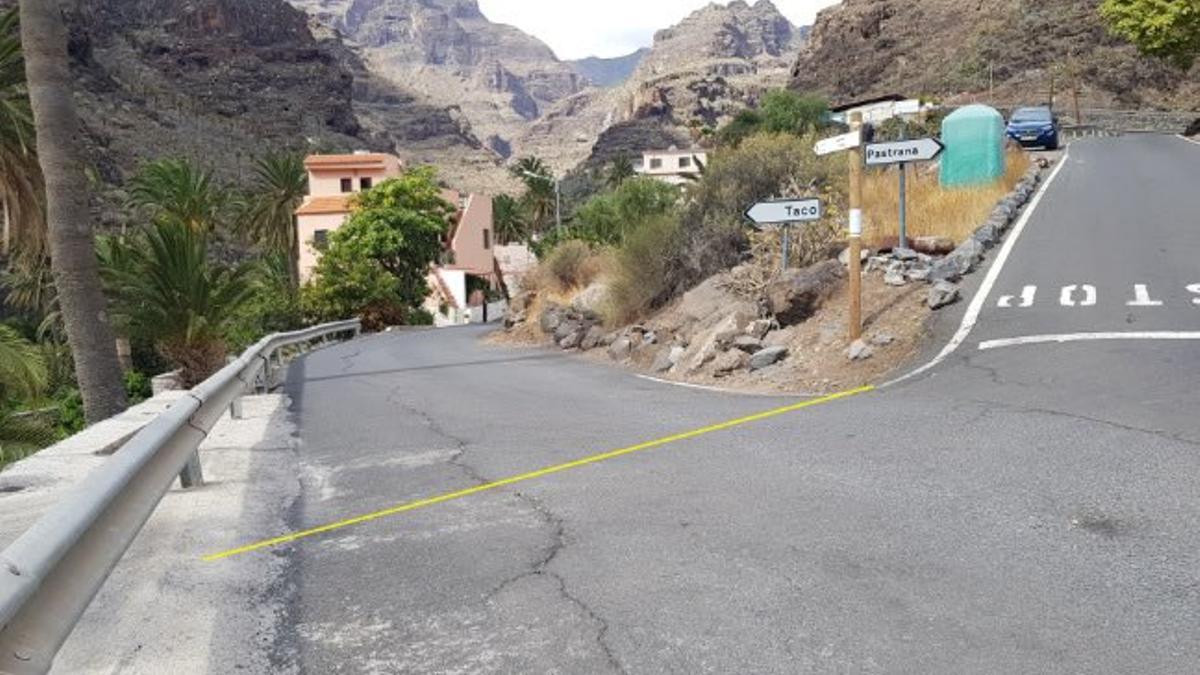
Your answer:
(749, 346), (788, 371)
(608, 337), (633, 360)
(884, 270), (908, 287)
(846, 339), (874, 361)
(746, 318), (775, 340)
(713, 349), (750, 377)
(927, 281), (961, 309)
(732, 335), (764, 354)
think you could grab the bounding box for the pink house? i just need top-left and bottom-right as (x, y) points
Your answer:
(295, 152), (498, 321)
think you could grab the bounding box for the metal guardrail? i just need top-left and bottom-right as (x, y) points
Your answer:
(0, 319), (360, 674)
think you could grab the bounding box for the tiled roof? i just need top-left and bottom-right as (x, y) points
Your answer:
(304, 153), (394, 170)
(295, 194), (355, 216)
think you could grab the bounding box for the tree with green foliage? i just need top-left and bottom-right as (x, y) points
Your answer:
(303, 167), (453, 327)
(717, 108), (765, 147)
(99, 222), (254, 386)
(492, 193), (526, 244)
(0, 7), (44, 258)
(510, 156), (557, 234)
(760, 90), (829, 136)
(604, 155), (636, 190)
(241, 152), (307, 290)
(0, 324), (55, 466)
(128, 158), (231, 232)
(573, 177), (680, 246)
(1100, 0), (1200, 69)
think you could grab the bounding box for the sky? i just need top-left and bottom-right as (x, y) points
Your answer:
(477, 0), (839, 60)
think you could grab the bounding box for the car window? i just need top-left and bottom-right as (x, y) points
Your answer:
(1012, 109), (1051, 122)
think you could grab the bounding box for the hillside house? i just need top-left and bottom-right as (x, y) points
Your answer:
(295, 152), (499, 323)
(635, 148), (708, 186)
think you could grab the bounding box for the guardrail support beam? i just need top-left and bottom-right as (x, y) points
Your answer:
(178, 451), (203, 489)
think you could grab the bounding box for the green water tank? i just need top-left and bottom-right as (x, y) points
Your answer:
(940, 104), (1006, 188)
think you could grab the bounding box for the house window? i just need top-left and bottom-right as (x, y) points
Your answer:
(313, 229), (329, 251)
(360, 177), (373, 190)
(483, 229), (491, 250)
(340, 178), (352, 193)
(678, 156), (692, 169)
(649, 157), (663, 170)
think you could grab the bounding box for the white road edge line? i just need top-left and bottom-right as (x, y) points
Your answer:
(980, 332), (1200, 351)
(882, 150), (1071, 387)
(632, 373), (798, 398)
(1178, 134), (1200, 146)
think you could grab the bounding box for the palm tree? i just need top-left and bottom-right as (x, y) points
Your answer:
(491, 194), (526, 244)
(20, 0), (127, 423)
(241, 152), (306, 290)
(128, 157), (230, 232)
(0, 324), (54, 467)
(0, 7), (43, 258)
(604, 155), (636, 190)
(101, 222), (254, 387)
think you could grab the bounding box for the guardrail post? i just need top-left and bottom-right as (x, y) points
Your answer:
(230, 395), (244, 420)
(178, 451), (204, 489)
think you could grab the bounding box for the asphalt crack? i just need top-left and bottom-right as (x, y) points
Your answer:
(966, 397), (1200, 447)
(392, 388), (626, 674)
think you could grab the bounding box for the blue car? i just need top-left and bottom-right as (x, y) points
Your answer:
(1006, 106), (1060, 150)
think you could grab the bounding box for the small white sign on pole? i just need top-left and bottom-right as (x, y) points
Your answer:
(814, 130), (862, 156)
(744, 198), (823, 227)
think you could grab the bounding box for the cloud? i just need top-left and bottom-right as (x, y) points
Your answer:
(477, 0), (837, 60)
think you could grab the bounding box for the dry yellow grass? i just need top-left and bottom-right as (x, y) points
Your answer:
(862, 148), (1031, 246)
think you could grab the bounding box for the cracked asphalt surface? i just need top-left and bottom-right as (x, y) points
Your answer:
(278, 136), (1200, 673)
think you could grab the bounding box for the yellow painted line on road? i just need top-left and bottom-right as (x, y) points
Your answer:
(203, 385), (874, 561)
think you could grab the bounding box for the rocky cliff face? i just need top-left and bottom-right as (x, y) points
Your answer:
(568, 49), (649, 89)
(288, 0), (585, 160)
(57, 0), (498, 225)
(791, 0), (1199, 110)
(522, 0), (807, 173)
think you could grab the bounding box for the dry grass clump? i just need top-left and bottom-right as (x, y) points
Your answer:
(527, 240), (613, 296)
(862, 148), (1031, 246)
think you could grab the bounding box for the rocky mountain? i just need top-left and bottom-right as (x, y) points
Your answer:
(50, 0), (501, 225)
(288, 0), (585, 161)
(568, 49), (649, 88)
(521, 0), (808, 173)
(791, 0), (1200, 110)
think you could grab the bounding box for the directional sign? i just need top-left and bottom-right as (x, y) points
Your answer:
(814, 130), (861, 156)
(745, 198), (822, 227)
(864, 137), (944, 166)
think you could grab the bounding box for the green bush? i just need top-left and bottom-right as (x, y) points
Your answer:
(607, 214), (683, 324)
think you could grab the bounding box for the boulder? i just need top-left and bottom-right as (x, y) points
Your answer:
(608, 337), (633, 360)
(928, 258), (963, 283)
(571, 282), (610, 318)
(892, 247), (920, 262)
(712, 349), (750, 377)
(911, 236), (956, 255)
(846, 339), (873, 361)
(746, 318), (775, 340)
(884, 270), (908, 287)
(954, 238), (986, 263)
(554, 319), (582, 342)
(927, 281), (961, 309)
(651, 348), (675, 373)
(972, 223), (1000, 248)
(766, 259), (845, 326)
(580, 326), (606, 351)
(712, 312), (751, 349)
(732, 335), (764, 354)
(749, 346), (788, 371)
(906, 266), (931, 283)
(559, 329), (584, 350)
(687, 342), (719, 373)
(539, 305), (564, 334)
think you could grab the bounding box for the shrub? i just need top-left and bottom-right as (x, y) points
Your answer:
(541, 240), (599, 291)
(571, 177), (681, 247)
(607, 215), (683, 324)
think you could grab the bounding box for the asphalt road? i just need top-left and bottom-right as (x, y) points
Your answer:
(276, 135), (1200, 674)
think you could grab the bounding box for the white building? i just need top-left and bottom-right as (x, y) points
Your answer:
(635, 148), (708, 186)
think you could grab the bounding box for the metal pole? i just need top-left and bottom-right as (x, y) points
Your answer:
(178, 451), (204, 489)
(848, 112), (864, 342)
(554, 179), (562, 233)
(781, 225), (790, 272)
(898, 125), (908, 250)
